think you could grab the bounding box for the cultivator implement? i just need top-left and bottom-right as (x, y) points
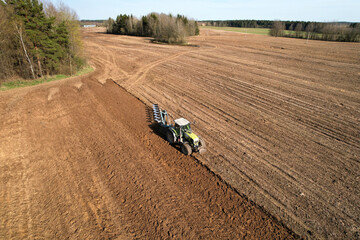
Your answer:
(152, 104), (161, 123)
(153, 104), (169, 126)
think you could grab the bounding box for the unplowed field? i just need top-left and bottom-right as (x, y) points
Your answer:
(1, 27), (359, 239)
(0, 29), (296, 239)
(86, 28), (359, 239)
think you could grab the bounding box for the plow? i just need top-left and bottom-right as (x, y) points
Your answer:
(153, 104), (206, 155)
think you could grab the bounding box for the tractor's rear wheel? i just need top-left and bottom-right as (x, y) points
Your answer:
(181, 142), (192, 155)
(166, 130), (175, 144)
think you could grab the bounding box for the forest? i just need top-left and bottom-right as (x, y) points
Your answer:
(106, 13), (199, 44)
(0, 0), (84, 82)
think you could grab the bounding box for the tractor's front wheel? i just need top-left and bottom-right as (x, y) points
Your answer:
(181, 142), (192, 156)
(199, 138), (206, 148)
(198, 138), (207, 154)
(198, 138), (206, 154)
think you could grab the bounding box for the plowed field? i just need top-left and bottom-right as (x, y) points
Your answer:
(86, 28), (360, 239)
(0, 29), (296, 239)
(1, 27), (359, 239)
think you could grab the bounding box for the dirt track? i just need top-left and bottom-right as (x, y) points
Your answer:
(0, 30), (297, 238)
(81, 28), (359, 239)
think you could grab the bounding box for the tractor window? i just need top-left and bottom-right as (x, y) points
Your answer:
(183, 124), (191, 132)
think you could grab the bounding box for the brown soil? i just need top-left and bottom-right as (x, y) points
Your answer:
(82, 28), (359, 239)
(0, 29), (298, 239)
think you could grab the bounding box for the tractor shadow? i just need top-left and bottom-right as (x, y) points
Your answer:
(145, 106), (183, 153)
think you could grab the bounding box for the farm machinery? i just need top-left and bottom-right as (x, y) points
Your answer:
(153, 104), (206, 155)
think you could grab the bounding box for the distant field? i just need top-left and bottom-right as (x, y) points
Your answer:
(200, 26), (270, 35)
(200, 26), (325, 39)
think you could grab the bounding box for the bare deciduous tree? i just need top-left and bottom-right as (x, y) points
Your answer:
(305, 23), (315, 41)
(14, 23), (36, 79)
(270, 21), (285, 37)
(294, 23), (303, 38)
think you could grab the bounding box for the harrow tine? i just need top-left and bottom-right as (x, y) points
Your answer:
(153, 103), (161, 123)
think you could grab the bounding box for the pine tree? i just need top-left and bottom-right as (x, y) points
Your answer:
(1, 0), (84, 80)
(141, 16), (149, 36)
(43, 1), (85, 75)
(5, 0), (76, 77)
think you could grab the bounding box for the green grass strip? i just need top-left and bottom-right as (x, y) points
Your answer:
(0, 65), (93, 91)
(200, 26), (270, 35)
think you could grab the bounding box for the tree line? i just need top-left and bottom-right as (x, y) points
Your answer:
(199, 20), (273, 28)
(106, 13), (199, 44)
(270, 21), (360, 42)
(0, 0), (84, 82)
(199, 19), (360, 42)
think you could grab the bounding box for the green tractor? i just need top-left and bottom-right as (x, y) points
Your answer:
(153, 104), (206, 155)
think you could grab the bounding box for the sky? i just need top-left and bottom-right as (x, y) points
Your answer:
(59, 0), (360, 22)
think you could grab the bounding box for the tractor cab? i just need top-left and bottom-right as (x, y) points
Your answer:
(174, 118), (200, 146)
(174, 118), (192, 133)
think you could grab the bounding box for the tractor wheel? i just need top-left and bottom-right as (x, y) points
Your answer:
(181, 142), (192, 156)
(198, 138), (207, 154)
(199, 138), (206, 148)
(166, 130), (175, 144)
